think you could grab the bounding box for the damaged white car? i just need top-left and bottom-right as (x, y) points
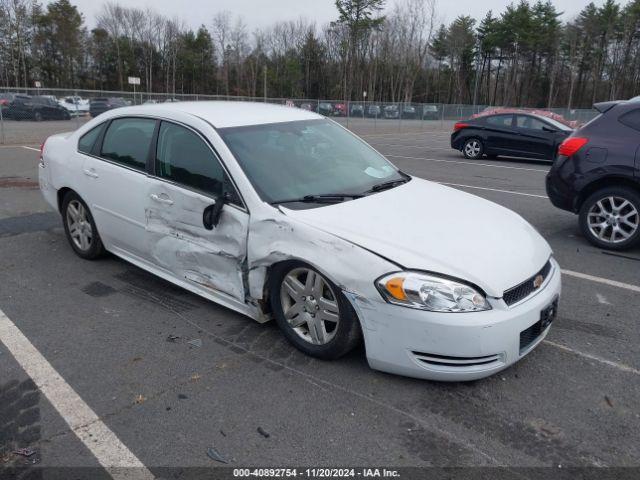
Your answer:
(39, 102), (561, 381)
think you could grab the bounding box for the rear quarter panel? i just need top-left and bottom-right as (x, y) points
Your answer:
(42, 132), (84, 210)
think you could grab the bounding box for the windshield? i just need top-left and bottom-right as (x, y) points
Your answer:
(219, 119), (405, 204)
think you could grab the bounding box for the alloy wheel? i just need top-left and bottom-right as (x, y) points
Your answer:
(66, 200), (93, 251)
(464, 140), (481, 158)
(279, 268), (341, 345)
(587, 195), (639, 244)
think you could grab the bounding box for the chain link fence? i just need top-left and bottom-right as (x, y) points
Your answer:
(0, 87), (600, 145)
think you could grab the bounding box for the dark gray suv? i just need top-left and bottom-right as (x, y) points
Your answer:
(546, 99), (640, 250)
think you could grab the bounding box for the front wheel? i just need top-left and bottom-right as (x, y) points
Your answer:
(579, 187), (640, 250)
(62, 191), (106, 259)
(462, 138), (483, 159)
(270, 262), (362, 360)
(34, 111), (42, 122)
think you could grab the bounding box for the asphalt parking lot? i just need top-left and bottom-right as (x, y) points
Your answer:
(1, 119), (639, 478)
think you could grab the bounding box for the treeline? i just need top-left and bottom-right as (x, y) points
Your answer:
(1, 0), (639, 108)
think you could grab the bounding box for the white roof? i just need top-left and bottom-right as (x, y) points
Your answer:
(120, 101), (322, 128)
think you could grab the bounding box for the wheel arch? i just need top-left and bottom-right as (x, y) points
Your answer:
(56, 187), (75, 213)
(256, 257), (338, 317)
(576, 176), (640, 212)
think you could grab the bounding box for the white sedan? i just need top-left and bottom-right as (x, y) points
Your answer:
(58, 96), (90, 116)
(38, 102), (561, 381)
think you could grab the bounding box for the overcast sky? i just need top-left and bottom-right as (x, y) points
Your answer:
(58, 0), (630, 31)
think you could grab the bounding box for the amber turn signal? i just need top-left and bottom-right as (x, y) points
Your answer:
(385, 277), (407, 301)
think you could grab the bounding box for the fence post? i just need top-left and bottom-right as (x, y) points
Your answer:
(346, 100), (350, 129)
(0, 105), (5, 145)
(73, 90), (80, 129)
(374, 104), (377, 132)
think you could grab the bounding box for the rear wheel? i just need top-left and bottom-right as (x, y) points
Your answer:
(34, 111), (42, 122)
(579, 187), (640, 250)
(462, 138), (483, 159)
(62, 191), (106, 259)
(270, 262), (361, 360)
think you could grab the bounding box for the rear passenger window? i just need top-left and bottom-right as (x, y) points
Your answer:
(516, 115), (546, 130)
(485, 115), (513, 127)
(101, 118), (156, 170)
(156, 122), (225, 195)
(619, 109), (640, 132)
(78, 124), (105, 154)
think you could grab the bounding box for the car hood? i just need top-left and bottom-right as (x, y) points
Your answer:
(281, 178), (551, 297)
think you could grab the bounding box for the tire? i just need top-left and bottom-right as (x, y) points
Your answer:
(61, 191), (106, 259)
(579, 187), (640, 250)
(462, 138), (484, 159)
(270, 261), (362, 360)
(34, 111), (42, 122)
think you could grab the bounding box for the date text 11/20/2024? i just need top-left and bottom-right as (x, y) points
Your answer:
(232, 468), (401, 477)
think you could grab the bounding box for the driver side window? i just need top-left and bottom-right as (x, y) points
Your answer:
(155, 122), (242, 206)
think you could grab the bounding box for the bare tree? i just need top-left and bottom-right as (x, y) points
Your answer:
(212, 10), (231, 96)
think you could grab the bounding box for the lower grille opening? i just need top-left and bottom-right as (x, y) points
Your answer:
(520, 321), (545, 353)
(412, 351), (502, 368)
(519, 297), (558, 354)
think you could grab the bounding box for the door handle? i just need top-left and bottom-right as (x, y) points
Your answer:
(83, 168), (99, 178)
(150, 193), (174, 205)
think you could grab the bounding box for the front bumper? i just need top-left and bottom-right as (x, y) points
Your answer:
(348, 258), (562, 381)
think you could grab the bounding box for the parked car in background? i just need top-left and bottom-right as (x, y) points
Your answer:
(383, 105), (400, 119)
(546, 100), (640, 250)
(0, 93), (16, 112)
(39, 101), (560, 381)
(89, 97), (127, 117)
(317, 102), (333, 116)
(422, 104), (439, 120)
(474, 107), (579, 129)
(451, 112), (572, 160)
(333, 103), (347, 116)
(59, 96), (90, 116)
(5, 95), (71, 121)
(402, 105), (417, 119)
(350, 104), (364, 117)
(366, 105), (381, 118)
(299, 102), (314, 111)
(143, 99), (158, 104)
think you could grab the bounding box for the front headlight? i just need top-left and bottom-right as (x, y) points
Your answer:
(376, 271), (491, 312)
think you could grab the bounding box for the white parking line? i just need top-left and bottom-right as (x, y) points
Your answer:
(385, 154), (548, 173)
(21, 146), (40, 152)
(361, 131), (434, 138)
(373, 143), (450, 149)
(561, 269), (640, 293)
(544, 340), (640, 376)
(0, 308), (154, 480)
(436, 181), (549, 199)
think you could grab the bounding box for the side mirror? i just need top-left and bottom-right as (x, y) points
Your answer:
(203, 193), (229, 230)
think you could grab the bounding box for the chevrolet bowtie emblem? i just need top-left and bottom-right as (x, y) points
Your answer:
(533, 274), (544, 289)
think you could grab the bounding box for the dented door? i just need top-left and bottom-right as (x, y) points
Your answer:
(145, 179), (249, 302)
(144, 120), (249, 304)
